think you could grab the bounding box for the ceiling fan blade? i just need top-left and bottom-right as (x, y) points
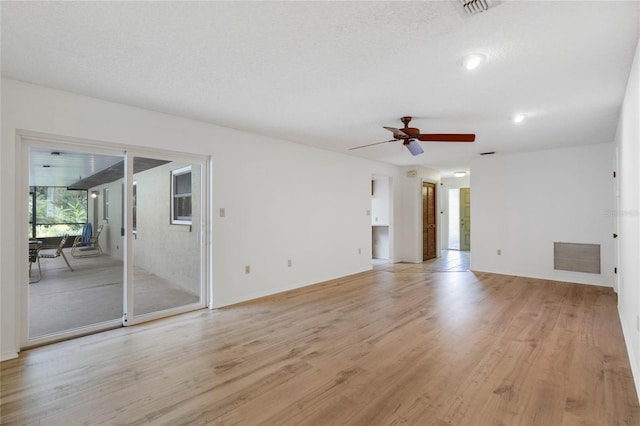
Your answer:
(404, 140), (424, 156)
(383, 126), (409, 139)
(348, 139), (397, 150)
(418, 133), (476, 142)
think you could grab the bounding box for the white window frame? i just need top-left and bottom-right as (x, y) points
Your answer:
(132, 182), (137, 232)
(103, 187), (109, 222)
(171, 166), (192, 225)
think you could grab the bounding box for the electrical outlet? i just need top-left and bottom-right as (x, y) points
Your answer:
(366, 210), (371, 216)
(637, 315), (639, 332)
(288, 259), (292, 267)
(220, 208), (226, 217)
(358, 248), (362, 254)
(497, 249), (502, 255)
(245, 265), (250, 274)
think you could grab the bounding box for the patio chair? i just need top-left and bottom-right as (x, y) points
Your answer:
(71, 224), (104, 259)
(38, 234), (73, 271)
(28, 240), (41, 283)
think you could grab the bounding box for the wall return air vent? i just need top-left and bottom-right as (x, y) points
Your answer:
(459, 0), (492, 15)
(553, 242), (601, 274)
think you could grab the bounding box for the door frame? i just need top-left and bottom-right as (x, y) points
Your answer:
(421, 180), (438, 261)
(16, 130), (211, 349)
(371, 174), (393, 262)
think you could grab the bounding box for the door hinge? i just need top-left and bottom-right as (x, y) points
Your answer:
(122, 312), (128, 326)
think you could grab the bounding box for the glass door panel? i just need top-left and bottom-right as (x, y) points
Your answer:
(130, 156), (203, 318)
(28, 146), (125, 338)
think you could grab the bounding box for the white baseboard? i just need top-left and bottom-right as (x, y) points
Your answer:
(470, 267), (613, 287)
(1, 350), (19, 362)
(619, 305), (640, 403)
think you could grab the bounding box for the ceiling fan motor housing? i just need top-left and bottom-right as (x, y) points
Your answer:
(401, 128), (421, 138)
(399, 116), (420, 138)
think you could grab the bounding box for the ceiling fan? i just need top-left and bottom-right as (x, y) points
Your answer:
(349, 116), (476, 156)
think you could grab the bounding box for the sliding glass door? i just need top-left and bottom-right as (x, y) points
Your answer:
(23, 137), (208, 346)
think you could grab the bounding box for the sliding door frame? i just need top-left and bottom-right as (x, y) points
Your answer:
(123, 149), (209, 326)
(16, 130), (210, 349)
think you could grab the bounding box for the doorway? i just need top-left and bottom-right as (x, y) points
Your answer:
(447, 187), (471, 251)
(422, 182), (437, 261)
(21, 135), (208, 347)
(371, 175), (391, 263)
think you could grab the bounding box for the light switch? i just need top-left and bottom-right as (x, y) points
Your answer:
(220, 208), (226, 217)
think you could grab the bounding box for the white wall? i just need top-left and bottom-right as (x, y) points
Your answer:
(371, 176), (390, 226)
(90, 180), (124, 260)
(615, 36), (640, 397)
(470, 143), (615, 287)
(0, 78), (407, 360)
(394, 166), (442, 263)
(132, 161), (202, 295)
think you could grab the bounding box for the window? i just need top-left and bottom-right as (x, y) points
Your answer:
(103, 188), (109, 221)
(132, 183), (137, 231)
(29, 186), (88, 238)
(120, 183), (137, 233)
(171, 166), (192, 225)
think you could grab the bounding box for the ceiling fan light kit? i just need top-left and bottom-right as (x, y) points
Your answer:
(405, 140), (424, 156)
(349, 116), (476, 156)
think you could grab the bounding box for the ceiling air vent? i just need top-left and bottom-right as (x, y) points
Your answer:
(460, 0), (491, 15)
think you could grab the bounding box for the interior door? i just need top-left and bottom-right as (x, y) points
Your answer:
(460, 187), (471, 251)
(422, 182), (437, 261)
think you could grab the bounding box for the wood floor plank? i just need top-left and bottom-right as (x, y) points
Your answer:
(2, 266), (639, 425)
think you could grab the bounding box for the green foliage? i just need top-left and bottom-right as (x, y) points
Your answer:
(62, 199), (87, 223)
(30, 187), (88, 237)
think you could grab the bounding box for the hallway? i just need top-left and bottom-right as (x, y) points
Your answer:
(424, 249), (470, 272)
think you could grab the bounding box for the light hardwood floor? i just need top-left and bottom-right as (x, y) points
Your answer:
(2, 264), (639, 425)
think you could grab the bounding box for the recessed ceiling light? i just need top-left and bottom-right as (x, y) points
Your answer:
(463, 54), (486, 71)
(454, 171), (467, 178)
(513, 114), (526, 124)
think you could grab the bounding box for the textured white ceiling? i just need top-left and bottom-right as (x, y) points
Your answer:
(2, 1), (639, 177)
